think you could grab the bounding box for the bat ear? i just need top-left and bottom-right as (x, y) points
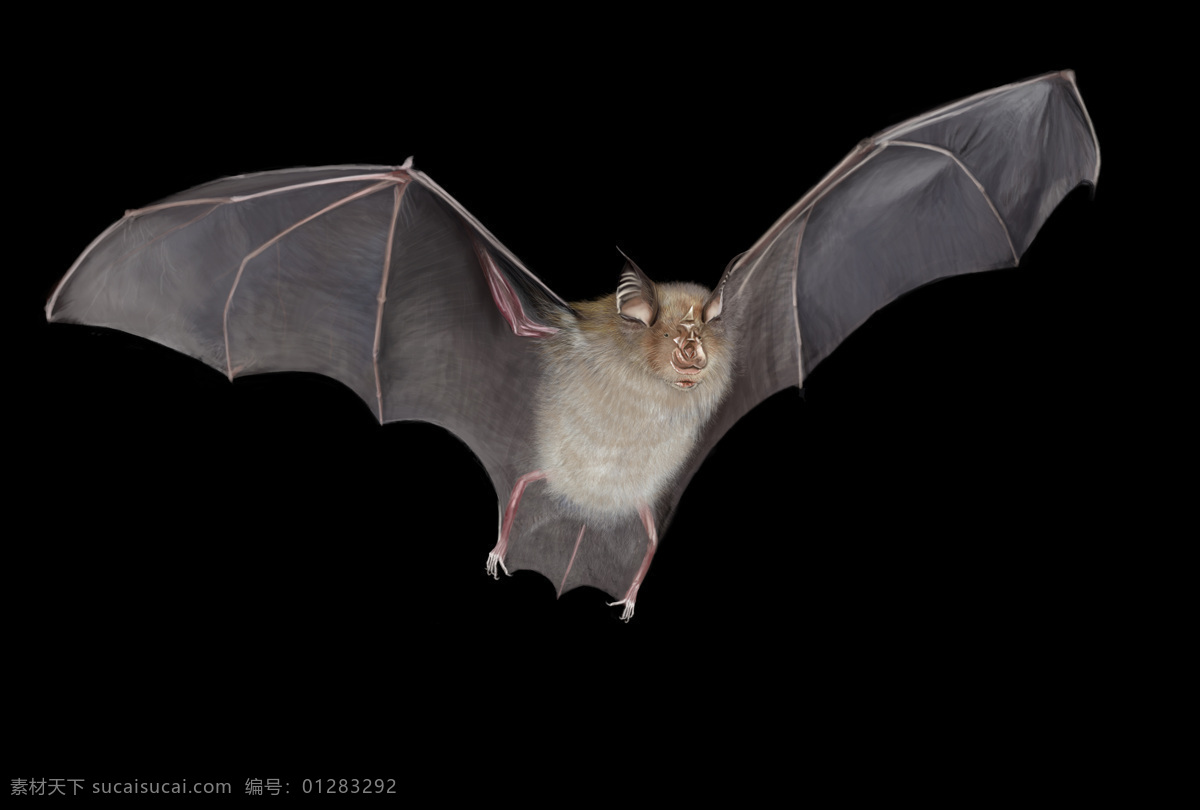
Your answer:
(702, 285), (723, 323)
(616, 253), (658, 327)
(703, 252), (742, 323)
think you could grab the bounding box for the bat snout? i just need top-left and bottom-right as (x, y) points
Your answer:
(669, 353), (706, 389)
(672, 344), (706, 371)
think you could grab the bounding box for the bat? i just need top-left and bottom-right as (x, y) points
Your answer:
(43, 71), (1099, 620)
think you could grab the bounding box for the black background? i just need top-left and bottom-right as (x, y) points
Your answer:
(13, 14), (1139, 784)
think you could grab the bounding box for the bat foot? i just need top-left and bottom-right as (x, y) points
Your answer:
(605, 598), (636, 622)
(486, 551), (510, 579)
(607, 584), (640, 622)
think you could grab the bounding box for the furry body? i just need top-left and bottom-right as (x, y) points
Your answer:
(533, 282), (734, 517)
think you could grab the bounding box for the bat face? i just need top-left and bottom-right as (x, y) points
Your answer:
(636, 283), (728, 392)
(601, 259), (732, 395)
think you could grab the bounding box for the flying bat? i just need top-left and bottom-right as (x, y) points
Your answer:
(45, 70), (1100, 620)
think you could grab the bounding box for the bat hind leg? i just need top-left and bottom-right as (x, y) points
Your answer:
(486, 470), (547, 578)
(607, 503), (658, 622)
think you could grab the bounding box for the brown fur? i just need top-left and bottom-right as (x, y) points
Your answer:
(533, 282), (734, 516)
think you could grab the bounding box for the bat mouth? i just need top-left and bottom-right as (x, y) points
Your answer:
(670, 361), (702, 389)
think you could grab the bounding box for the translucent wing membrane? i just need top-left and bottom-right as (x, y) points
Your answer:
(707, 71), (1099, 443)
(47, 164), (562, 489)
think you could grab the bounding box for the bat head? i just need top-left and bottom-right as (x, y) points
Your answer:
(610, 258), (732, 395)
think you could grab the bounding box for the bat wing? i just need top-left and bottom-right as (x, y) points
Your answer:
(46, 161), (696, 607)
(46, 161), (572, 535)
(671, 71), (1100, 526)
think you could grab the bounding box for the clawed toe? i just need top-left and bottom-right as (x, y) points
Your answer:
(486, 551), (509, 579)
